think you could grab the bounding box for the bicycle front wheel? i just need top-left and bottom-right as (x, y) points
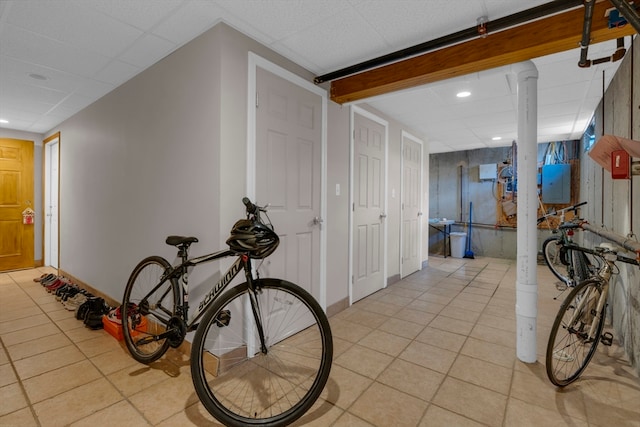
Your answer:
(546, 279), (605, 386)
(122, 256), (179, 364)
(191, 279), (333, 427)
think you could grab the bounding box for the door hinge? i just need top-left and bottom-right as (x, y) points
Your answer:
(256, 92), (259, 108)
(351, 275), (354, 284)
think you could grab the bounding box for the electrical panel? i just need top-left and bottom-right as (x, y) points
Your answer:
(542, 164), (571, 204)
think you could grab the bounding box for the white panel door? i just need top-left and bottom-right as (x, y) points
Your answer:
(45, 139), (59, 268)
(352, 111), (386, 302)
(255, 67), (322, 300)
(401, 133), (422, 278)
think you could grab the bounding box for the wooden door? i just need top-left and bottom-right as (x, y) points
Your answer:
(401, 133), (422, 278)
(352, 110), (387, 302)
(0, 138), (34, 271)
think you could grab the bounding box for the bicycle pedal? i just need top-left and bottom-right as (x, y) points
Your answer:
(601, 332), (613, 346)
(555, 282), (568, 292)
(215, 310), (231, 327)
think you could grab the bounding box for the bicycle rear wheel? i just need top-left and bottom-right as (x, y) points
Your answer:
(191, 279), (333, 427)
(122, 256), (179, 364)
(546, 279), (605, 386)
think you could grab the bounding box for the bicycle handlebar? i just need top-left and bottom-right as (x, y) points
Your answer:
(242, 197), (259, 216)
(537, 201), (587, 224)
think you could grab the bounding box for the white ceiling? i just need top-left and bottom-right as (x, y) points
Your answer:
(0, 0), (632, 153)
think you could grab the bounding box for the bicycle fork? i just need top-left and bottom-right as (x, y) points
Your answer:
(243, 259), (269, 355)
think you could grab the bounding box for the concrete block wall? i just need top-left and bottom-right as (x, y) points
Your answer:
(428, 146), (518, 259)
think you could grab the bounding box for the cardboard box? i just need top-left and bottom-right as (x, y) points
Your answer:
(103, 315), (147, 341)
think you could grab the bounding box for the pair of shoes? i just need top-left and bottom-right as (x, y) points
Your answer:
(34, 273), (56, 283)
(40, 275), (59, 286)
(56, 284), (81, 301)
(64, 294), (88, 311)
(106, 304), (139, 325)
(76, 297), (111, 330)
(46, 278), (71, 293)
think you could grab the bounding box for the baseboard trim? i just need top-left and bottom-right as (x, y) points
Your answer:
(326, 297), (349, 318)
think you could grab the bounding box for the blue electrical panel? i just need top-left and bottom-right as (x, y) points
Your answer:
(542, 164), (571, 204)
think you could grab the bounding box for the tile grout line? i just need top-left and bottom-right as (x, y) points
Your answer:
(0, 273), (44, 427)
(7, 270), (157, 426)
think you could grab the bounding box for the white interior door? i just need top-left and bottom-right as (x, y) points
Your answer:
(351, 108), (387, 303)
(44, 138), (59, 268)
(401, 132), (423, 278)
(255, 66), (323, 302)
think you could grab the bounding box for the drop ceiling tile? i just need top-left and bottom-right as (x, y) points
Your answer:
(74, 80), (116, 99)
(0, 56), (83, 93)
(94, 60), (142, 86)
(1, 80), (66, 106)
(351, 0), (485, 48)
(5, 0), (143, 57)
(151, 2), (226, 44)
(119, 34), (177, 68)
(216, 0), (349, 43)
(277, 6), (389, 74)
(0, 24), (111, 77)
(83, 0), (183, 31)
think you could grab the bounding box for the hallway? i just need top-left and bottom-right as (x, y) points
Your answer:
(1, 257), (639, 426)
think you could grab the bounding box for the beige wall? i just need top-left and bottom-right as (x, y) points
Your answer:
(5, 20), (429, 316)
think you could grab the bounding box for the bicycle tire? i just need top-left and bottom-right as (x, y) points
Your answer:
(542, 236), (570, 284)
(571, 249), (591, 284)
(122, 256), (179, 364)
(190, 278), (333, 427)
(546, 278), (606, 386)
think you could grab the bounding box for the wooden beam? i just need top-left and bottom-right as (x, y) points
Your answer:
(330, 1), (636, 104)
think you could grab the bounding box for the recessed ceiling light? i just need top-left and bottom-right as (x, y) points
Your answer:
(0, 119), (9, 124)
(492, 136), (502, 141)
(456, 91), (471, 98)
(28, 73), (48, 81)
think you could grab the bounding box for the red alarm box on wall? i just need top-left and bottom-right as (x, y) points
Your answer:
(611, 149), (630, 179)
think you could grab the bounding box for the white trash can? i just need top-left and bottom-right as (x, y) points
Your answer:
(449, 232), (467, 258)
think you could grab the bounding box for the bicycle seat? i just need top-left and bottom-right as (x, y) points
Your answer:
(165, 236), (199, 247)
(559, 222), (582, 230)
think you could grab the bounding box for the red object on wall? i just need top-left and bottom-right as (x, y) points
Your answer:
(611, 149), (630, 179)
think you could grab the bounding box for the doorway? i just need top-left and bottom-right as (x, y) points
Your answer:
(44, 133), (60, 269)
(0, 138), (34, 271)
(350, 107), (388, 303)
(400, 131), (423, 278)
(248, 53), (327, 309)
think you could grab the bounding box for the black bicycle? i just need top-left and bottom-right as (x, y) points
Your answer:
(539, 202), (598, 293)
(121, 197), (333, 427)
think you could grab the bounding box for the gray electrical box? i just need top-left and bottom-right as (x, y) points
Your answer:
(479, 163), (497, 180)
(542, 164), (571, 204)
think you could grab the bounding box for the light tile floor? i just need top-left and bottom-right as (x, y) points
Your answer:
(1, 257), (639, 426)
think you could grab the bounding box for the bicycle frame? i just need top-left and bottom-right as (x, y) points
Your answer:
(159, 248), (255, 333)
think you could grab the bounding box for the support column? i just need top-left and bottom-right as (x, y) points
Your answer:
(512, 60), (539, 363)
